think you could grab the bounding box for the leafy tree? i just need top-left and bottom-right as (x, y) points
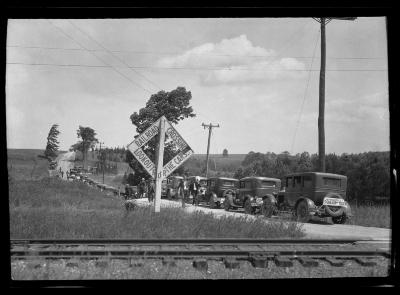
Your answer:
(43, 124), (60, 160)
(127, 87), (195, 185)
(223, 148), (229, 157)
(71, 126), (98, 169)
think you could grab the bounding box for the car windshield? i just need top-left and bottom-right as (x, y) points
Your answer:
(222, 181), (235, 186)
(261, 181), (277, 187)
(200, 180), (207, 186)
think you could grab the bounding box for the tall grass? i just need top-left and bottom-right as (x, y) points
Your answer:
(347, 203), (390, 228)
(9, 178), (305, 239)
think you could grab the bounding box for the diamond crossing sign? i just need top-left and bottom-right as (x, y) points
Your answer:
(127, 116), (194, 212)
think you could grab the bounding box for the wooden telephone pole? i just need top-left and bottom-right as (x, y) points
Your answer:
(202, 123), (220, 178)
(313, 17), (356, 172)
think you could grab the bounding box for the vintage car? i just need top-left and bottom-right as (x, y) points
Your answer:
(187, 176), (207, 198)
(265, 172), (352, 224)
(165, 176), (184, 199)
(223, 176), (281, 214)
(200, 177), (239, 208)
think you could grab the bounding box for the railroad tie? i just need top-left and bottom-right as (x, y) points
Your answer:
(297, 257), (319, 267)
(324, 257), (344, 267)
(224, 258), (240, 269)
(250, 256), (269, 268)
(193, 259), (208, 271)
(354, 258), (377, 267)
(274, 256), (293, 267)
(162, 258), (177, 267)
(95, 260), (109, 268)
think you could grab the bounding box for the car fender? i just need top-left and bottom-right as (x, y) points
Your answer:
(295, 197), (316, 211)
(263, 194), (277, 204)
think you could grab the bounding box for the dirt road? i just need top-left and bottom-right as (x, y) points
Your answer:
(55, 152), (76, 180)
(134, 198), (391, 241)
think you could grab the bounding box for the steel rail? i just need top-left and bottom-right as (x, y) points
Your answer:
(9, 238), (391, 245)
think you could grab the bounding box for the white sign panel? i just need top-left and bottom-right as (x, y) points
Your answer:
(164, 120), (189, 151)
(156, 148), (194, 179)
(127, 115), (194, 179)
(127, 117), (160, 153)
(131, 147), (156, 177)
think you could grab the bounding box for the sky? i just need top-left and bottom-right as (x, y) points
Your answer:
(6, 18), (389, 155)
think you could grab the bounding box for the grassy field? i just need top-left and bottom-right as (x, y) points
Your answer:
(9, 177), (305, 239)
(7, 149), (50, 180)
(347, 203), (391, 228)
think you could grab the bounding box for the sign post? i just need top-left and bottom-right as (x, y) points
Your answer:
(127, 115), (194, 213)
(154, 117), (166, 213)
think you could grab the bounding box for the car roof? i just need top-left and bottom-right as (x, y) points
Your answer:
(285, 172), (347, 179)
(239, 176), (281, 182)
(208, 177), (239, 181)
(187, 176), (207, 179)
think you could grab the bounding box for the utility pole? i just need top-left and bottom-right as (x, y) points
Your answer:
(202, 123), (220, 178)
(313, 17), (356, 172)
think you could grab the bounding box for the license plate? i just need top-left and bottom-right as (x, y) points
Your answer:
(323, 197), (345, 207)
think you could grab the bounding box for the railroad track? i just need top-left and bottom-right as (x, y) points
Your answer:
(11, 238), (390, 269)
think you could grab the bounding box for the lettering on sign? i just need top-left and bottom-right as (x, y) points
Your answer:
(127, 115), (194, 179)
(158, 148), (194, 179)
(127, 118), (160, 152)
(132, 148), (156, 177)
(165, 121), (188, 151)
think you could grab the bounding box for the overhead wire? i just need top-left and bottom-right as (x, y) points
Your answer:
(6, 62), (388, 72)
(290, 27), (321, 154)
(67, 20), (162, 91)
(6, 45), (387, 60)
(47, 20), (153, 94)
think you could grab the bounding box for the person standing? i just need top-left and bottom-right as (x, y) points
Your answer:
(139, 178), (146, 199)
(191, 177), (201, 205)
(178, 176), (187, 208)
(148, 178), (155, 203)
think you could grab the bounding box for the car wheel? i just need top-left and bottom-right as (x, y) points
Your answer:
(224, 197), (231, 211)
(244, 199), (253, 215)
(209, 197), (216, 209)
(332, 213), (347, 224)
(296, 200), (310, 223)
(325, 205), (345, 217)
(261, 197), (276, 218)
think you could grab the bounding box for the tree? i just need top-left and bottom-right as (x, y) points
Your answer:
(71, 126), (98, 169)
(222, 148), (229, 157)
(43, 124), (60, 160)
(127, 87), (195, 185)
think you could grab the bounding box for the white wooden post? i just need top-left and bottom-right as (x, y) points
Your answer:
(154, 117), (165, 212)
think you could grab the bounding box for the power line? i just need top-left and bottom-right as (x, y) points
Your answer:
(7, 45), (386, 60)
(6, 62), (387, 72)
(6, 62), (388, 72)
(47, 20), (153, 94)
(291, 28), (320, 154)
(67, 20), (162, 91)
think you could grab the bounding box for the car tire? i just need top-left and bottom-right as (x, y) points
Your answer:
(324, 205), (345, 217)
(224, 196), (232, 211)
(296, 200), (310, 223)
(209, 199), (216, 209)
(244, 199), (253, 215)
(332, 213), (348, 224)
(262, 196), (276, 218)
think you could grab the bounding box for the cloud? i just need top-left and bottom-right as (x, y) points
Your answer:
(157, 35), (306, 85)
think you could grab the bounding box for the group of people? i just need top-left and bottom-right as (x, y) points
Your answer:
(178, 176), (202, 208)
(124, 176), (202, 208)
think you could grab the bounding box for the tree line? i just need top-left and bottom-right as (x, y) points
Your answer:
(234, 150), (390, 202)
